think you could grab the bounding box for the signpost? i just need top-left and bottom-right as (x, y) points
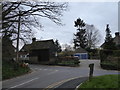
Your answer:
(89, 63), (94, 80)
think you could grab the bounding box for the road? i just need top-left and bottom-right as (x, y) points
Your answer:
(2, 60), (119, 89)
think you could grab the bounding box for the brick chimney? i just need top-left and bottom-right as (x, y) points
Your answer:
(115, 32), (119, 37)
(32, 38), (36, 43)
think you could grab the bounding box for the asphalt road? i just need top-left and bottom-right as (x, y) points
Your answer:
(2, 60), (119, 90)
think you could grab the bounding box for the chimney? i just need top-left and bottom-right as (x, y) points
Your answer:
(115, 32), (119, 37)
(32, 38), (36, 42)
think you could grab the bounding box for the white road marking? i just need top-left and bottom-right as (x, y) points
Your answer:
(47, 70), (58, 75)
(9, 77), (39, 88)
(35, 68), (38, 69)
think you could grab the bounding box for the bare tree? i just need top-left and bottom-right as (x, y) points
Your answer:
(62, 44), (73, 51)
(85, 24), (101, 49)
(1, 1), (68, 43)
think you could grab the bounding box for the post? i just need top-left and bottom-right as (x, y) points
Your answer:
(16, 11), (21, 62)
(14, 11), (21, 70)
(89, 63), (94, 80)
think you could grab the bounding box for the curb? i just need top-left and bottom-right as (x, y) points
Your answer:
(75, 79), (89, 90)
(53, 77), (88, 89)
(75, 83), (83, 90)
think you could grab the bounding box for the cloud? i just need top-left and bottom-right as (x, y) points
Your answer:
(35, 2), (118, 46)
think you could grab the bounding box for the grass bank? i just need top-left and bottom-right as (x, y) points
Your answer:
(2, 60), (31, 80)
(78, 74), (119, 89)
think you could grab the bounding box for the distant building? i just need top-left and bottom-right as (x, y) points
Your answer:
(19, 38), (57, 64)
(101, 32), (120, 49)
(113, 32), (120, 46)
(74, 48), (88, 59)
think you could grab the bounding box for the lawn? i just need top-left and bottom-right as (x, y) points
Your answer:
(78, 74), (120, 89)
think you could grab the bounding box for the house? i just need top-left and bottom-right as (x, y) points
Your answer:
(19, 38), (57, 64)
(74, 48), (88, 59)
(101, 32), (120, 49)
(113, 32), (120, 46)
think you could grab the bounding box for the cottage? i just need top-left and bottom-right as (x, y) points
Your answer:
(113, 32), (120, 46)
(74, 48), (88, 59)
(101, 32), (120, 49)
(19, 38), (57, 64)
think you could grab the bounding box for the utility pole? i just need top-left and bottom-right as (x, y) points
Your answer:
(16, 11), (21, 62)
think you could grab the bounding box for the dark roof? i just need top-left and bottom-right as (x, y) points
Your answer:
(113, 35), (120, 45)
(101, 32), (120, 47)
(20, 39), (55, 51)
(100, 42), (105, 48)
(75, 48), (88, 53)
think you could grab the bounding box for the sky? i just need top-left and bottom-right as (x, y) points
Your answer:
(33, 1), (118, 47)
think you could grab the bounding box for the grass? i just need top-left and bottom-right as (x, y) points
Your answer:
(2, 60), (31, 80)
(78, 74), (120, 89)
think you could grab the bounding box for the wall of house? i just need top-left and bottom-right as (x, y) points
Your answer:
(49, 44), (56, 58)
(29, 56), (39, 64)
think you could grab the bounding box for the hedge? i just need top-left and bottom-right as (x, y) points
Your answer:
(100, 50), (120, 62)
(2, 60), (30, 80)
(100, 50), (120, 70)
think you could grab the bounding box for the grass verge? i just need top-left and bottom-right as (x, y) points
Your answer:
(78, 74), (120, 89)
(2, 60), (31, 80)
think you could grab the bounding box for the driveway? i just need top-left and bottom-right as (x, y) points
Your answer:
(2, 60), (119, 89)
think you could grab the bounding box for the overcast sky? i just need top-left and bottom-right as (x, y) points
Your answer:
(34, 2), (118, 47)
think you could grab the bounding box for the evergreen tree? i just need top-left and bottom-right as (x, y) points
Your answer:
(73, 18), (87, 49)
(105, 24), (112, 43)
(103, 24), (116, 49)
(2, 34), (16, 61)
(55, 40), (62, 53)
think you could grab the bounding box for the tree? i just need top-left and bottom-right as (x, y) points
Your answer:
(2, 34), (16, 61)
(73, 18), (87, 49)
(105, 24), (112, 42)
(85, 24), (101, 49)
(103, 24), (116, 49)
(62, 44), (73, 51)
(1, 1), (68, 62)
(54, 39), (62, 53)
(1, 1), (68, 43)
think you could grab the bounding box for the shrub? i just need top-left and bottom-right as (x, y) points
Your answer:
(57, 56), (80, 66)
(100, 50), (120, 62)
(2, 60), (30, 80)
(100, 50), (120, 70)
(100, 61), (120, 70)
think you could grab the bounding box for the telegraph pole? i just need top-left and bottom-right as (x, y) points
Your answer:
(16, 11), (21, 62)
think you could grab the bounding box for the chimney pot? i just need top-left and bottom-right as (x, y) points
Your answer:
(115, 32), (119, 37)
(32, 38), (36, 42)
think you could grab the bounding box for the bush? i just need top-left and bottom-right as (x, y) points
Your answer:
(100, 61), (120, 70)
(57, 56), (80, 66)
(2, 60), (30, 80)
(100, 50), (120, 70)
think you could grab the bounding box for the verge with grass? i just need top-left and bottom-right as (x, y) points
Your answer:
(2, 60), (31, 80)
(78, 74), (119, 89)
